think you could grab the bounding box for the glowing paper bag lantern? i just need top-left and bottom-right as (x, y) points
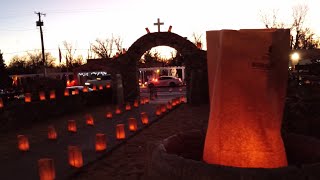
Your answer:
(116, 124), (126, 140)
(17, 135), (29, 151)
(64, 89), (69, 96)
(73, 89), (79, 95)
(0, 98), (3, 108)
(106, 83), (111, 89)
(68, 120), (77, 133)
(161, 104), (167, 113)
(145, 97), (149, 104)
(85, 114), (94, 126)
(203, 29), (289, 168)
(115, 106), (121, 115)
(68, 146), (83, 168)
(99, 85), (103, 90)
(140, 112), (149, 125)
(155, 106), (162, 116)
(133, 99), (139, 107)
(95, 133), (107, 152)
(92, 85), (97, 91)
(39, 91), (46, 101)
(180, 96), (186, 103)
(82, 86), (89, 93)
(38, 158), (55, 180)
(25, 93), (31, 103)
(128, 118), (138, 131)
(49, 90), (56, 99)
(125, 102), (131, 111)
(166, 101), (172, 110)
(140, 98), (145, 105)
(106, 111), (113, 119)
(48, 125), (57, 140)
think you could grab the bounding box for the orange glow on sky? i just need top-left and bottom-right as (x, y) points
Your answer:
(1, 0), (319, 65)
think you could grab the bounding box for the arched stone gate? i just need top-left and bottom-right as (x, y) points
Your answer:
(77, 32), (209, 104)
(119, 32), (209, 104)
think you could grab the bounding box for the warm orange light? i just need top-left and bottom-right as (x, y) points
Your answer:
(203, 29), (289, 168)
(116, 124), (126, 140)
(145, 97), (149, 104)
(133, 99), (139, 107)
(166, 101), (172, 110)
(68, 146), (83, 168)
(83, 86), (89, 93)
(64, 89), (69, 96)
(106, 83), (111, 89)
(25, 93), (31, 103)
(0, 98), (4, 108)
(176, 98), (181, 105)
(161, 104), (167, 113)
(92, 85), (97, 91)
(48, 125), (57, 140)
(85, 114), (94, 126)
(106, 111), (113, 119)
(128, 118), (138, 131)
(17, 135), (29, 151)
(99, 85), (103, 90)
(38, 158), (55, 180)
(74, 89), (79, 95)
(140, 98), (145, 105)
(140, 112), (149, 125)
(155, 106), (162, 116)
(180, 96), (186, 103)
(125, 102), (131, 111)
(39, 91), (46, 101)
(68, 120), (77, 133)
(49, 90), (56, 99)
(95, 133), (107, 152)
(172, 100), (176, 107)
(115, 106), (121, 115)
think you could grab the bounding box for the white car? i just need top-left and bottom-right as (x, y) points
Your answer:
(147, 76), (183, 87)
(84, 75), (112, 87)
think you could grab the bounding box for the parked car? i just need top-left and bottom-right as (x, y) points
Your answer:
(84, 75), (112, 87)
(147, 76), (183, 87)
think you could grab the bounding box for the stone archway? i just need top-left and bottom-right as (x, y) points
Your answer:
(118, 32), (209, 104)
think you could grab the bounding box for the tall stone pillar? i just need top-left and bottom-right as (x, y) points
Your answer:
(203, 29), (290, 168)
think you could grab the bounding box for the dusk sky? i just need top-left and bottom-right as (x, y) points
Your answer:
(1, 0), (319, 65)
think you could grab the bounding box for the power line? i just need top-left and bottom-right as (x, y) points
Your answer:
(0, 28), (36, 32)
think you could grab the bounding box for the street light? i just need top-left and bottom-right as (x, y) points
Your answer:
(290, 52), (300, 70)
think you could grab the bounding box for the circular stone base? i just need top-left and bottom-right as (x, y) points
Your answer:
(145, 130), (320, 180)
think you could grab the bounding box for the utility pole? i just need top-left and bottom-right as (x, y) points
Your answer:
(35, 11), (46, 77)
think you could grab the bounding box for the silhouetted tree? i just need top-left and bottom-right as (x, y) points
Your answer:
(0, 50), (11, 89)
(259, 4), (319, 49)
(7, 55), (33, 74)
(90, 35), (124, 59)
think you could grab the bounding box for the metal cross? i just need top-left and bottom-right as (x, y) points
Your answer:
(154, 18), (164, 32)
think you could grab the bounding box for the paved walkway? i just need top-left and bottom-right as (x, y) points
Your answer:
(0, 96), (188, 180)
(71, 104), (209, 180)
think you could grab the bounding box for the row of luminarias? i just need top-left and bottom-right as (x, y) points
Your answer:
(17, 95), (186, 180)
(0, 83), (111, 106)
